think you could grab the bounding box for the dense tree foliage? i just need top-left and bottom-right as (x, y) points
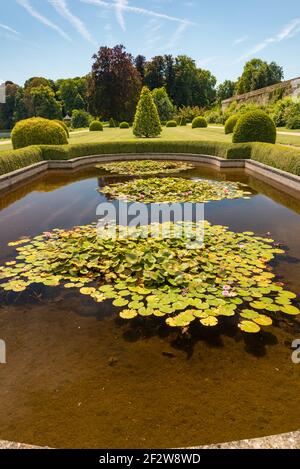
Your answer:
(134, 55), (146, 80)
(56, 77), (87, 114)
(235, 59), (283, 95)
(216, 80), (236, 102)
(88, 44), (142, 122)
(152, 87), (174, 121)
(0, 44), (285, 130)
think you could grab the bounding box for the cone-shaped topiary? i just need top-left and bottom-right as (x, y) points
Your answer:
(192, 116), (207, 128)
(11, 117), (68, 149)
(224, 115), (240, 135)
(133, 86), (161, 138)
(233, 111), (276, 144)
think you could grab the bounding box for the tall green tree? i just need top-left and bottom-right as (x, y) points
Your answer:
(135, 55), (146, 81)
(164, 55), (176, 98)
(57, 77), (87, 114)
(236, 59), (283, 95)
(29, 85), (62, 119)
(216, 80), (236, 102)
(172, 56), (198, 107)
(196, 69), (217, 107)
(152, 87), (174, 121)
(88, 44), (142, 122)
(133, 86), (161, 138)
(13, 88), (28, 123)
(144, 56), (166, 90)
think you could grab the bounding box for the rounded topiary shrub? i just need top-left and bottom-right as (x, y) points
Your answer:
(232, 111), (276, 144)
(224, 115), (240, 135)
(192, 116), (207, 128)
(54, 119), (69, 137)
(11, 117), (68, 149)
(120, 122), (130, 129)
(166, 120), (177, 127)
(89, 121), (103, 131)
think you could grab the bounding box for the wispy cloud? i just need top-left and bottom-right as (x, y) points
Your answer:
(81, 0), (194, 26)
(163, 22), (188, 50)
(0, 23), (19, 35)
(197, 57), (216, 68)
(234, 36), (247, 45)
(240, 18), (300, 60)
(48, 0), (95, 43)
(17, 0), (71, 41)
(115, 0), (127, 31)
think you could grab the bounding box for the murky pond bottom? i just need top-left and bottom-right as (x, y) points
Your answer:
(0, 163), (300, 448)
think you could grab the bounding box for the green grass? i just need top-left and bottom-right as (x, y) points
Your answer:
(2, 125), (300, 153)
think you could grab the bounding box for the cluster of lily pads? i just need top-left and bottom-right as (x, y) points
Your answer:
(1, 221), (299, 334)
(101, 177), (252, 203)
(96, 160), (194, 175)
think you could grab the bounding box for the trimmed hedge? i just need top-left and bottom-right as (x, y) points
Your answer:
(89, 121), (103, 131)
(166, 120), (177, 127)
(250, 143), (300, 175)
(120, 122), (130, 129)
(54, 120), (69, 138)
(233, 111), (276, 144)
(11, 118), (68, 149)
(0, 146), (43, 175)
(225, 115), (240, 135)
(37, 140), (252, 162)
(1, 140), (300, 176)
(192, 117), (208, 129)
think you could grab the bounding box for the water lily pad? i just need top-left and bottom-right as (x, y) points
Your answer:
(113, 298), (129, 307)
(1, 220), (298, 335)
(238, 321), (261, 334)
(120, 309), (138, 319)
(281, 305), (300, 316)
(200, 317), (218, 327)
(96, 160), (194, 176)
(253, 314), (273, 326)
(101, 177), (250, 204)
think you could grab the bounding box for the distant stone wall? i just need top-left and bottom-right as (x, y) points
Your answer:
(222, 76), (300, 110)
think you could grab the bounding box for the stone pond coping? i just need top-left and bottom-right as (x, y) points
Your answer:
(0, 153), (300, 197)
(0, 429), (300, 449)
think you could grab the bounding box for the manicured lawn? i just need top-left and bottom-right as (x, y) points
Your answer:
(1, 125), (300, 152)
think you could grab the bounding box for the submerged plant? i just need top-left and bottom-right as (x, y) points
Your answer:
(101, 177), (252, 203)
(96, 160), (195, 176)
(1, 222), (299, 334)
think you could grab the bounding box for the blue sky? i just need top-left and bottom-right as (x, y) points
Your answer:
(0, 0), (300, 85)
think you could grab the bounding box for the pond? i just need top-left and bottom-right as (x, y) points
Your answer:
(0, 162), (300, 449)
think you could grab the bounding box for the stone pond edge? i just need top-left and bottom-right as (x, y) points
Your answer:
(1, 152), (300, 196)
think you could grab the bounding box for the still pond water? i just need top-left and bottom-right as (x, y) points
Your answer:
(0, 163), (300, 448)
